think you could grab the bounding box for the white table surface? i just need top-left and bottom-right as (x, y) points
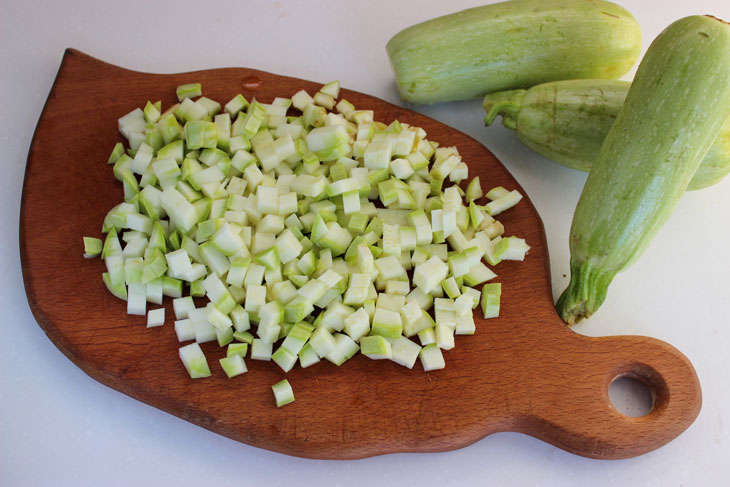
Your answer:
(2, 1), (729, 485)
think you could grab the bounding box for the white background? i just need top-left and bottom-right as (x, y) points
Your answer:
(2, 1), (729, 485)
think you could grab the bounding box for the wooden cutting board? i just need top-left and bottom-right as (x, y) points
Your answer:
(20, 49), (701, 460)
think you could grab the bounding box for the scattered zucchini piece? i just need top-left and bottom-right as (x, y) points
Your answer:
(272, 379), (295, 407)
(83, 237), (103, 258)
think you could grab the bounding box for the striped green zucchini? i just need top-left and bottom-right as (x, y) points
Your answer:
(385, 0), (641, 104)
(556, 15), (730, 324)
(483, 79), (730, 190)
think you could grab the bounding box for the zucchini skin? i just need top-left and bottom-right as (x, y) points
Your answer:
(483, 79), (730, 190)
(386, 0), (641, 104)
(556, 15), (730, 324)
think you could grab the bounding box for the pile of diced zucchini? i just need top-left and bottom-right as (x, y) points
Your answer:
(83, 81), (529, 406)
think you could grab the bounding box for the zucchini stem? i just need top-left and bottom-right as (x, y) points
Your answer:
(556, 260), (616, 324)
(482, 90), (526, 129)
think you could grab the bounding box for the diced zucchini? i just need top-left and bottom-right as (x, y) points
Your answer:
(220, 354), (247, 378)
(179, 343), (211, 378)
(89, 80), (531, 397)
(419, 343), (445, 371)
(271, 379), (295, 407)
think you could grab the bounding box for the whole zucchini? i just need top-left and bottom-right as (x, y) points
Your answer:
(483, 79), (730, 190)
(556, 15), (730, 324)
(385, 0), (641, 104)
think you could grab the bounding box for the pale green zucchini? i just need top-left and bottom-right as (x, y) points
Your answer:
(556, 15), (730, 324)
(483, 79), (730, 190)
(385, 0), (641, 104)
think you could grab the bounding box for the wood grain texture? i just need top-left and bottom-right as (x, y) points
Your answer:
(20, 49), (701, 460)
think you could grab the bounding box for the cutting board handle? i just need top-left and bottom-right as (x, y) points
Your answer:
(515, 328), (702, 459)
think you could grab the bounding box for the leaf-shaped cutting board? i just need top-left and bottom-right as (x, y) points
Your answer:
(20, 49), (701, 460)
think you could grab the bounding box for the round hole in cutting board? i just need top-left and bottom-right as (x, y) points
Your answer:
(609, 376), (654, 417)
